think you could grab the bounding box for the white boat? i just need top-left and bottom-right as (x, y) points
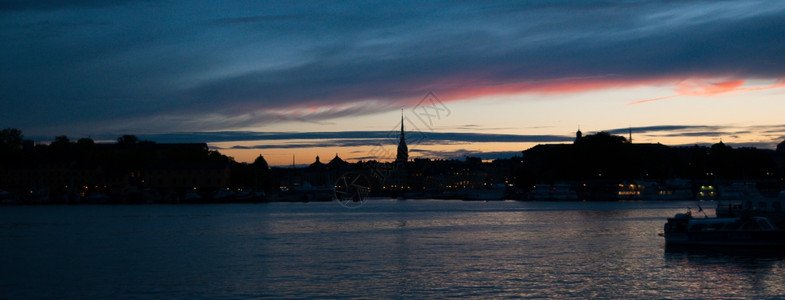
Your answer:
(528, 183), (577, 201)
(212, 188), (237, 201)
(0, 190), (19, 204)
(716, 190), (785, 227)
(183, 190), (201, 201)
(662, 210), (785, 247)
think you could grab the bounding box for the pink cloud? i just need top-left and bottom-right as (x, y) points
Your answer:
(628, 78), (785, 106)
(674, 79), (745, 96)
(253, 76), (783, 125)
(416, 76), (785, 108)
(428, 76), (669, 103)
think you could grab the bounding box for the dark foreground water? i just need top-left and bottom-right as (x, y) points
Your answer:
(2, 200), (785, 299)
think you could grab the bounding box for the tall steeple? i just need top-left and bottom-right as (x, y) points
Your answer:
(396, 111), (408, 164)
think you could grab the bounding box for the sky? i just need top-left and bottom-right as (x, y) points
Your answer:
(2, 0), (785, 166)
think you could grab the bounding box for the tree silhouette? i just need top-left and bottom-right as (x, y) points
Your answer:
(77, 137), (95, 146)
(253, 154), (271, 192)
(253, 154), (269, 170)
(0, 128), (23, 152)
(52, 135), (70, 145)
(117, 135), (139, 145)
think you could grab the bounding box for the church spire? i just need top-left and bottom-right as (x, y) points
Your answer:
(401, 112), (405, 138)
(396, 110), (408, 164)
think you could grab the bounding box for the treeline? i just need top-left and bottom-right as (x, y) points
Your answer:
(0, 128), (273, 202)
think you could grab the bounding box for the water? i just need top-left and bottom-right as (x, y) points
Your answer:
(2, 200), (785, 299)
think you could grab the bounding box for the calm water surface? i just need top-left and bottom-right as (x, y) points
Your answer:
(2, 200), (785, 299)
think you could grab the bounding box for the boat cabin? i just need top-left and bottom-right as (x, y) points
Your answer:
(686, 217), (775, 232)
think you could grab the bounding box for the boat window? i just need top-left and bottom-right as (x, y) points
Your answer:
(724, 222), (742, 230)
(742, 221), (761, 230)
(758, 219), (773, 229)
(689, 223), (706, 231)
(708, 223), (725, 230)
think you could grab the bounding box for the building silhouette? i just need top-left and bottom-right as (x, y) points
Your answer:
(575, 128), (582, 143)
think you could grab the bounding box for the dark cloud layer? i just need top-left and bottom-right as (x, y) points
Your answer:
(134, 131), (574, 145)
(2, 1), (784, 135)
(0, 0), (135, 11)
(114, 124), (785, 148)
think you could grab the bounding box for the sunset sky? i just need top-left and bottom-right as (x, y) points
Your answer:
(2, 1), (784, 166)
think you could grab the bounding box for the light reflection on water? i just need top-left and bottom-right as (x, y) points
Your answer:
(2, 200), (785, 298)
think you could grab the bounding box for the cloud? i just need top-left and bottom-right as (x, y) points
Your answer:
(628, 79), (785, 105)
(0, 0), (136, 11)
(413, 148), (521, 158)
(600, 124), (785, 149)
(227, 139), (382, 150)
(605, 125), (723, 136)
(164, 130), (564, 161)
(28, 122), (785, 148)
(133, 131), (573, 145)
(605, 125), (756, 140)
(2, 1), (785, 134)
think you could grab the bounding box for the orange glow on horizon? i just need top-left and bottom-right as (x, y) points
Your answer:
(212, 141), (533, 166)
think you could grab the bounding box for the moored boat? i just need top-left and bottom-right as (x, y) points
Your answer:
(528, 183), (577, 201)
(662, 210), (785, 247)
(716, 190), (785, 225)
